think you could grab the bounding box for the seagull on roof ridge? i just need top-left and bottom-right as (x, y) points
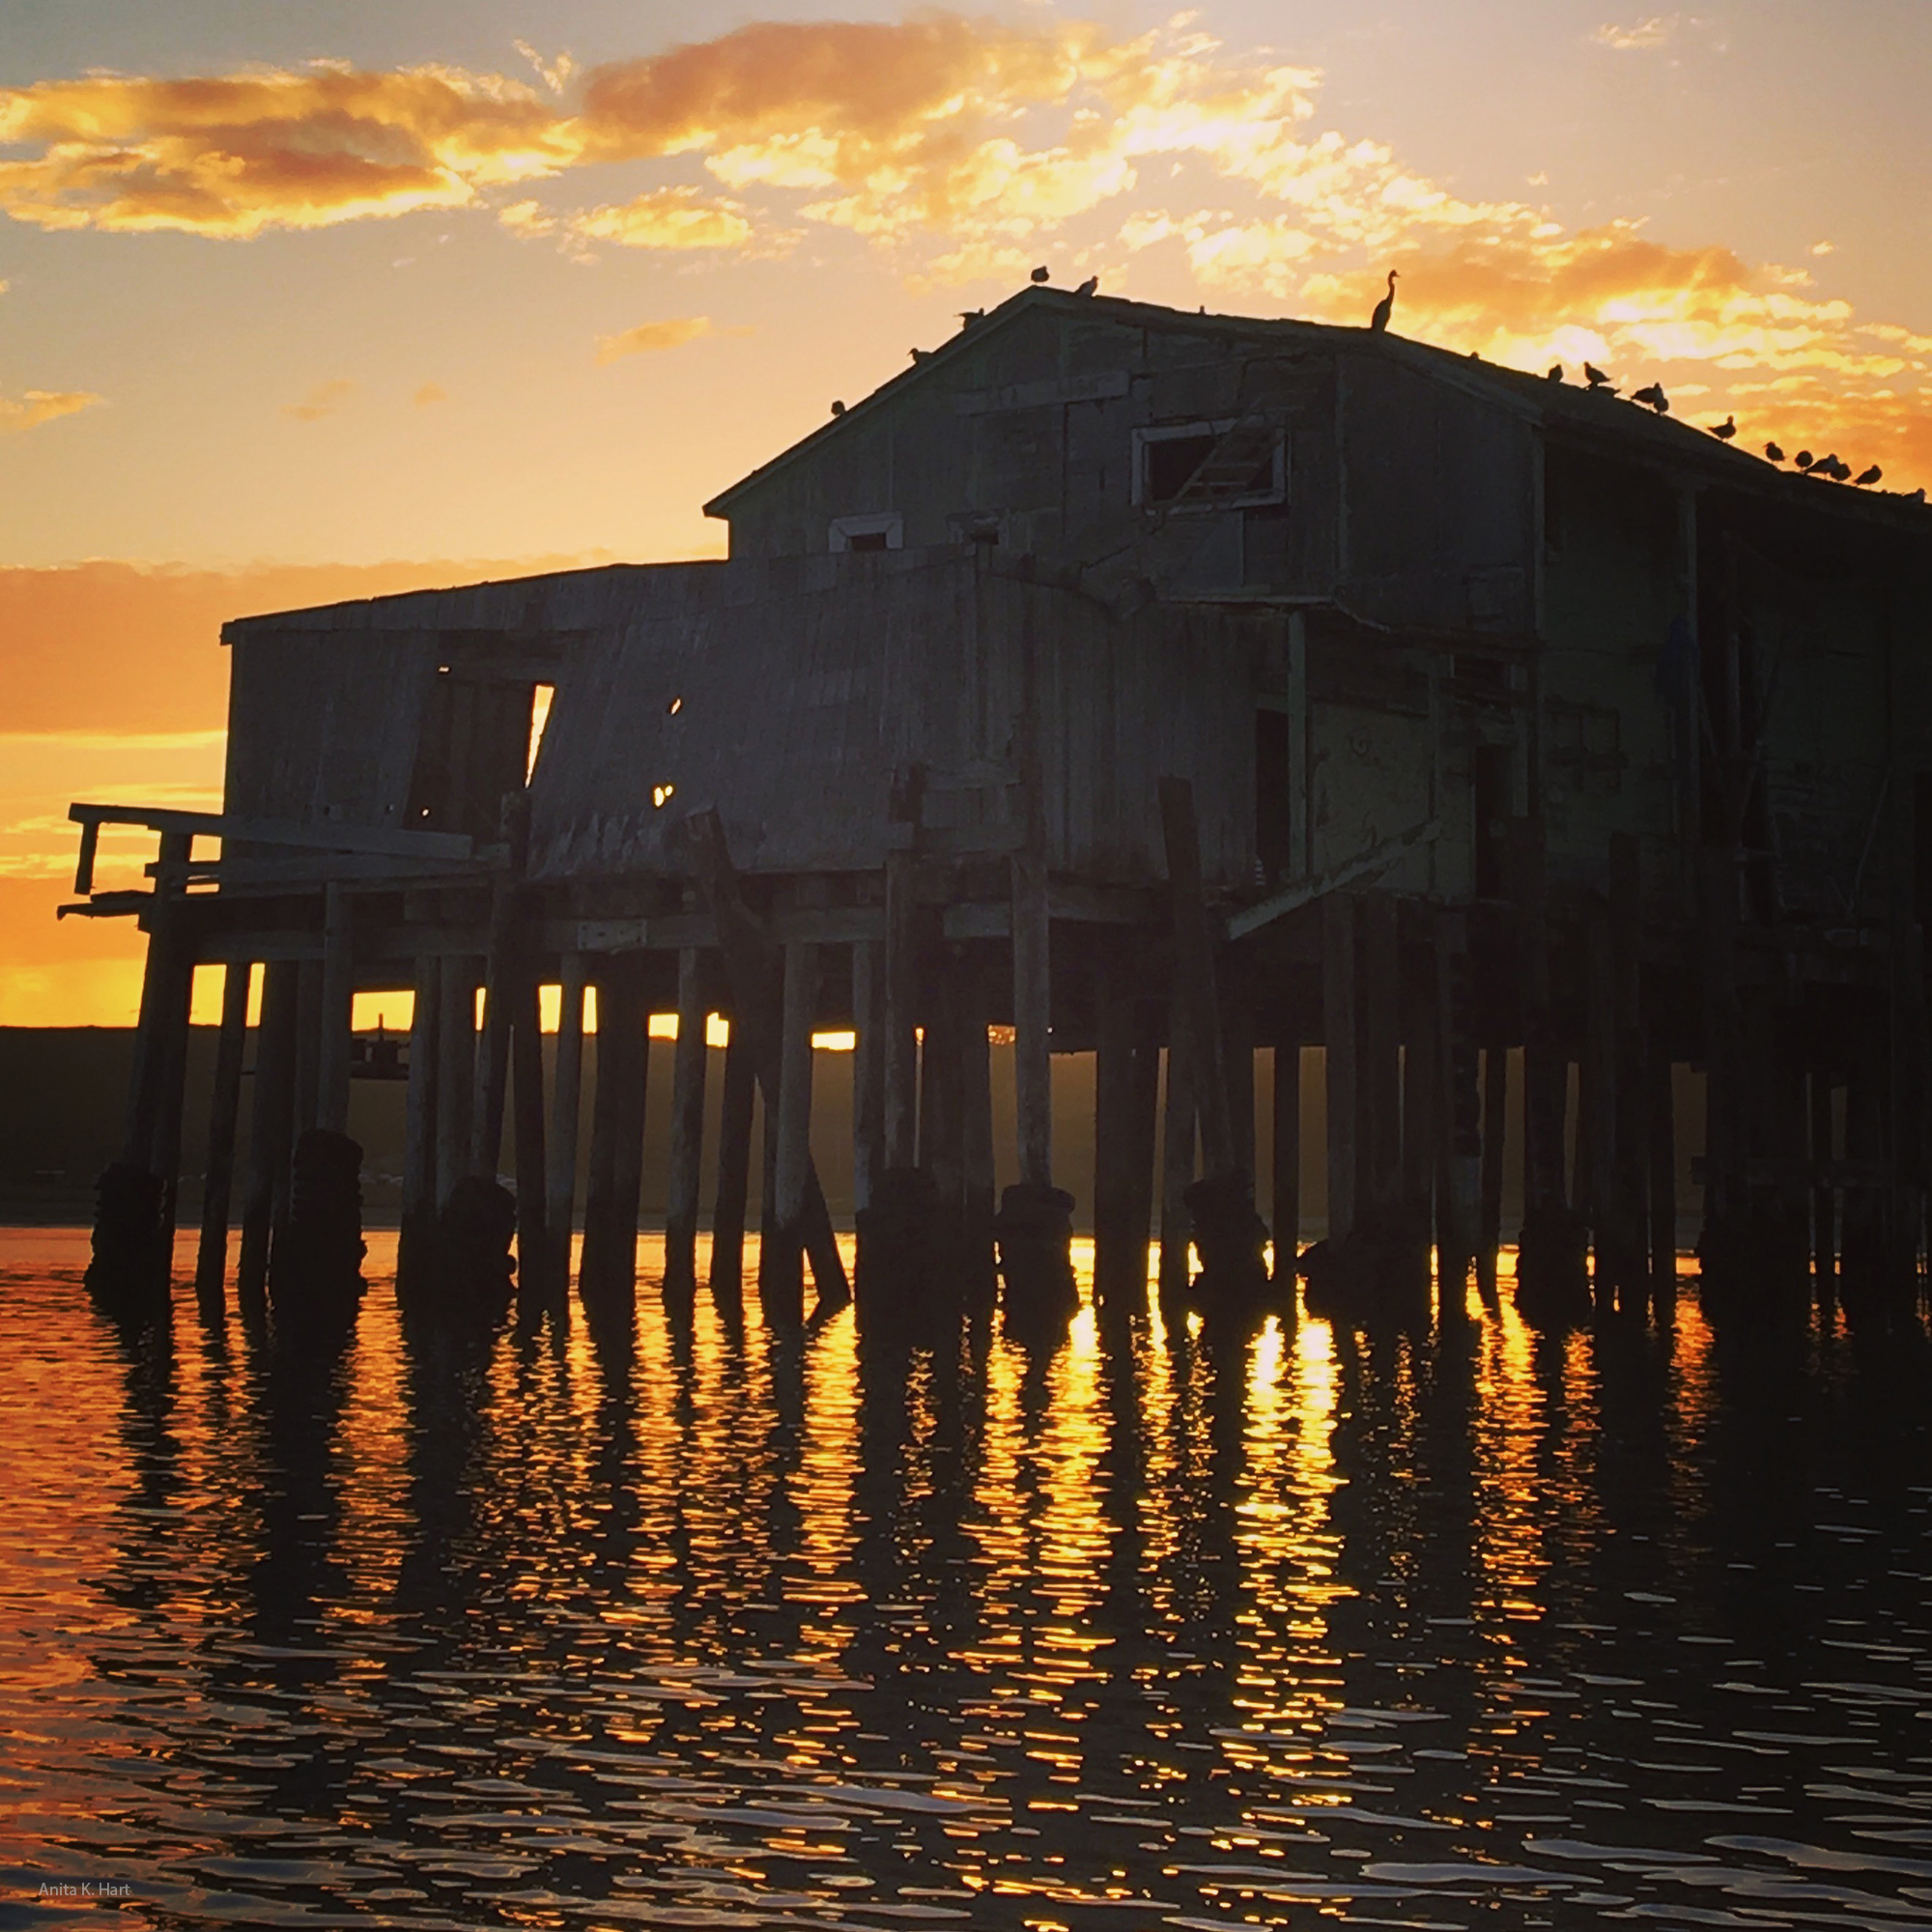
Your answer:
(1710, 414), (1737, 441)
(1765, 441), (1784, 463)
(1584, 361), (1614, 392)
(1854, 463), (1882, 487)
(1633, 383), (1668, 413)
(1030, 266), (1050, 283)
(1795, 449), (1815, 470)
(1547, 363), (1564, 382)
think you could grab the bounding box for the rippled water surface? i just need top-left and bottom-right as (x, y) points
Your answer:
(4, 1232), (1932, 1930)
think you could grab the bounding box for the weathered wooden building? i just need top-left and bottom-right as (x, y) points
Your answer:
(71, 285), (1932, 1332)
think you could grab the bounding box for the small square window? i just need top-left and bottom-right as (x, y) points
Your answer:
(830, 512), (903, 553)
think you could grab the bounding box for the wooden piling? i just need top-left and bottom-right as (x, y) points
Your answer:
(1322, 893), (1358, 1245)
(546, 954), (587, 1289)
(239, 958), (298, 1311)
(293, 958), (323, 1144)
(1011, 850), (1054, 1189)
(884, 848), (920, 1171)
(470, 887), (520, 1181)
(851, 939), (885, 1215)
(316, 882), (355, 1137)
(193, 958), (253, 1316)
(1094, 970), (1142, 1301)
(960, 957), (997, 1248)
(1647, 1050), (1678, 1308)
(1610, 836), (1650, 1301)
(711, 1026), (754, 1300)
(1810, 1060), (1836, 1283)
(1157, 779), (1233, 1175)
(435, 954), (477, 1207)
(771, 940), (819, 1305)
(510, 969), (548, 1303)
(1435, 912), (1481, 1293)
(1272, 1040), (1300, 1275)
(1159, 997), (1195, 1294)
(581, 956), (648, 1305)
(1358, 894), (1402, 1229)
(921, 944), (966, 1218)
(664, 948), (710, 1292)
(1478, 1044), (1507, 1295)
(1584, 901), (1619, 1293)
(399, 954), (441, 1282)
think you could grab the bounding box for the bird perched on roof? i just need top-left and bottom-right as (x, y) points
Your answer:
(1074, 274), (1098, 297)
(1031, 266), (1050, 283)
(1807, 452), (1841, 479)
(1633, 382), (1668, 413)
(1854, 464), (1882, 487)
(1370, 270), (1398, 331)
(910, 348), (931, 363)
(1908, 488), (1927, 503)
(1584, 361), (1614, 392)
(830, 400), (845, 416)
(1765, 441), (1784, 463)
(958, 309), (984, 328)
(1547, 363), (1564, 382)
(1710, 414), (1737, 441)
(1823, 454), (1851, 480)
(1795, 449), (1815, 470)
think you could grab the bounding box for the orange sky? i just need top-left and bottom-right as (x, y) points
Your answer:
(4, 3), (1929, 1023)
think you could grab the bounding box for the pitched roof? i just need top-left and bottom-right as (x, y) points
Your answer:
(703, 283), (1930, 535)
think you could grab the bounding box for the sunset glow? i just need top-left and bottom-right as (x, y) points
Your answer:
(4, 2), (1927, 1023)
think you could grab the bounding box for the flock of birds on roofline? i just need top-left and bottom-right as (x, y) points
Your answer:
(850, 265), (1925, 505)
(1366, 269), (1923, 500)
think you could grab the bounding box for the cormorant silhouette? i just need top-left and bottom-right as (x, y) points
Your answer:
(1710, 414), (1737, 441)
(1633, 383), (1668, 412)
(1074, 275), (1099, 297)
(1854, 464), (1882, 487)
(1765, 441), (1784, 462)
(1030, 266), (1050, 283)
(1370, 270), (1398, 331)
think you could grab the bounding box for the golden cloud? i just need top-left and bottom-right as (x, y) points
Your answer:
(594, 316), (712, 364)
(282, 377), (355, 421)
(0, 64), (569, 237)
(570, 185), (752, 249)
(0, 18), (1923, 487)
(413, 381), (447, 406)
(0, 387), (99, 433)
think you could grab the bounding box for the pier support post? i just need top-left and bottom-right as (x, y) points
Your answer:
(546, 955), (587, 1293)
(998, 846), (1075, 1316)
(1322, 892), (1358, 1249)
(435, 955), (477, 1206)
(1478, 1043), (1507, 1302)
(510, 966), (550, 1315)
(1272, 1040), (1301, 1283)
(194, 958), (253, 1319)
(91, 831), (197, 1304)
(770, 939), (819, 1316)
(664, 948), (710, 1299)
(1094, 968), (1156, 1307)
(239, 958), (298, 1317)
(960, 953), (999, 1304)
(1159, 997), (1195, 1298)
(1647, 1050), (1679, 1316)
(1435, 912), (1481, 1302)
(1810, 1057), (1836, 1289)
(580, 955), (648, 1314)
(398, 954), (441, 1293)
(1158, 777), (1266, 1294)
(711, 1025), (754, 1305)
(317, 883), (355, 1138)
(851, 940), (885, 1219)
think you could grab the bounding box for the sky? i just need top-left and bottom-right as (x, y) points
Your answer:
(3, 0), (1929, 1024)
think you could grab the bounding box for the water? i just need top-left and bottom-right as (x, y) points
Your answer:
(3, 1231), (1931, 1930)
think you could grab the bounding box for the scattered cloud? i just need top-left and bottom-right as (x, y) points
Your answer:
(595, 316), (712, 364)
(283, 377), (355, 421)
(413, 382), (448, 406)
(568, 185), (753, 249)
(0, 387), (99, 434)
(1594, 16), (1684, 51)
(0, 17), (1922, 485)
(1811, 240), (1834, 256)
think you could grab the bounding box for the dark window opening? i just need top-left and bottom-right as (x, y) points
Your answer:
(845, 529), (890, 553)
(407, 670), (540, 837)
(1256, 710), (1293, 885)
(1473, 743), (1512, 898)
(1144, 432), (1218, 503)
